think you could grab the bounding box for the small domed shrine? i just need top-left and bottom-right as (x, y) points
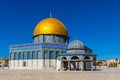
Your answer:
(60, 40), (96, 71)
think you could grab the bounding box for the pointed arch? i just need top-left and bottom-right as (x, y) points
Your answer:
(71, 56), (79, 60)
(62, 57), (67, 60)
(84, 56), (90, 60)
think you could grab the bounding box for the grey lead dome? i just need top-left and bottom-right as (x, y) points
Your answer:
(68, 40), (84, 49)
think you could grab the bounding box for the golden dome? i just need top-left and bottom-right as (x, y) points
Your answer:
(33, 18), (68, 37)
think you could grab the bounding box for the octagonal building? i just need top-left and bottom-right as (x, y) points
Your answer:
(9, 14), (96, 71)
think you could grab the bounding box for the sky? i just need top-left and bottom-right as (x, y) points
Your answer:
(0, 0), (120, 60)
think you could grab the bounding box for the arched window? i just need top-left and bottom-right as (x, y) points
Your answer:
(23, 52), (27, 59)
(44, 51), (49, 59)
(14, 52), (18, 59)
(20, 52), (23, 59)
(27, 51), (31, 59)
(10, 52), (14, 59)
(56, 51), (60, 55)
(18, 52), (21, 59)
(71, 56), (79, 60)
(32, 51), (36, 59)
(37, 50), (41, 59)
(50, 51), (54, 59)
(56, 51), (60, 59)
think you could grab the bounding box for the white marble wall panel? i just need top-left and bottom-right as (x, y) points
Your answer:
(56, 60), (61, 71)
(51, 60), (56, 69)
(28, 60), (33, 69)
(38, 59), (43, 69)
(9, 60), (14, 69)
(9, 59), (58, 69)
(19, 60), (23, 69)
(14, 60), (19, 68)
(44, 59), (49, 69)
(32, 59), (38, 69)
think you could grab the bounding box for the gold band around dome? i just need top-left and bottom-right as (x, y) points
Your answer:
(33, 18), (68, 37)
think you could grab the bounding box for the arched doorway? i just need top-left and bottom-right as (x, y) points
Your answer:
(61, 57), (68, 70)
(71, 56), (79, 59)
(84, 56), (91, 70)
(84, 56), (90, 59)
(71, 56), (79, 70)
(62, 57), (67, 60)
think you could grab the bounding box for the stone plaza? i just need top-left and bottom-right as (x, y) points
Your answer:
(0, 67), (120, 80)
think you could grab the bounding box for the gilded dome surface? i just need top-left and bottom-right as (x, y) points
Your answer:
(33, 18), (68, 37)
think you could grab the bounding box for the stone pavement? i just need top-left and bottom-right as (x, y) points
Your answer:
(0, 67), (120, 80)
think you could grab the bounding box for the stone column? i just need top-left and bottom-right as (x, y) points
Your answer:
(75, 62), (77, 71)
(95, 60), (97, 70)
(68, 61), (70, 71)
(79, 61), (80, 70)
(80, 55), (84, 71)
(48, 51), (50, 68)
(91, 61), (93, 71)
(81, 61), (83, 71)
(43, 51), (45, 69)
(61, 61), (62, 70)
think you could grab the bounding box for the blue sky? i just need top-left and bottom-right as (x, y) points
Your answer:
(0, 0), (120, 60)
